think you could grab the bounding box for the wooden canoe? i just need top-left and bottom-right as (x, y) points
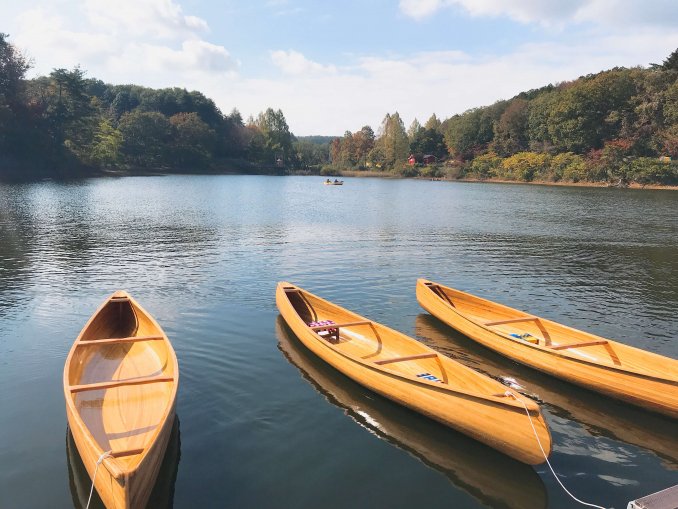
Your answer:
(276, 282), (551, 465)
(414, 314), (678, 469)
(276, 317), (547, 509)
(416, 279), (678, 419)
(63, 291), (179, 509)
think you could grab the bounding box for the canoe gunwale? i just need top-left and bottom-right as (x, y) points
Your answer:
(418, 279), (678, 385)
(63, 291), (179, 482)
(278, 282), (541, 414)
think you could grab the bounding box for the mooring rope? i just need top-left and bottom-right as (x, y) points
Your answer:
(506, 391), (608, 509)
(85, 450), (112, 509)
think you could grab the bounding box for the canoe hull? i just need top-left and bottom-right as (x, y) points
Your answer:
(64, 292), (178, 509)
(416, 279), (678, 419)
(66, 400), (175, 509)
(276, 283), (551, 465)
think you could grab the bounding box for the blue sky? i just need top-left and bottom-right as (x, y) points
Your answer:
(4, 0), (678, 135)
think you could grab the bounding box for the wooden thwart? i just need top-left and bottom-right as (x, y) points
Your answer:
(310, 320), (372, 331)
(551, 340), (609, 351)
(375, 352), (438, 365)
(69, 375), (174, 393)
(484, 316), (539, 326)
(77, 335), (164, 346)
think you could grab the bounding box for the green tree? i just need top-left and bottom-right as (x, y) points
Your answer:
(0, 33), (30, 156)
(660, 48), (678, 71)
(492, 98), (529, 156)
(424, 113), (442, 132)
(547, 70), (636, 153)
(500, 152), (549, 181)
(253, 107), (294, 165)
(169, 112), (216, 168)
(118, 110), (172, 167)
(410, 127), (446, 159)
(89, 118), (122, 167)
(468, 152), (501, 179)
(407, 118), (423, 139)
(549, 152), (585, 182)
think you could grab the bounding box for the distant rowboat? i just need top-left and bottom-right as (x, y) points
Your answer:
(323, 179), (344, 185)
(276, 282), (551, 464)
(63, 291), (178, 509)
(416, 278), (678, 419)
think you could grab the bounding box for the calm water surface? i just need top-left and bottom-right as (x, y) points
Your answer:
(0, 175), (676, 509)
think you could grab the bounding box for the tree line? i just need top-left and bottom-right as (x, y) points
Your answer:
(327, 49), (678, 185)
(0, 33), (302, 176)
(1, 33), (677, 185)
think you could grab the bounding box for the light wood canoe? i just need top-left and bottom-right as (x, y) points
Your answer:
(276, 317), (547, 508)
(415, 314), (678, 469)
(63, 291), (179, 509)
(416, 279), (678, 419)
(276, 282), (551, 465)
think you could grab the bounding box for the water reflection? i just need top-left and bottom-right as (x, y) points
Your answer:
(275, 317), (547, 509)
(413, 314), (678, 470)
(66, 416), (181, 509)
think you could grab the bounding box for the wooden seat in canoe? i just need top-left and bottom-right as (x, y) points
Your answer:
(551, 340), (609, 351)
(69, 374), (174, 393)
(375, 353), (438, 365)
(309, 320), (372, 331)
(483, 316), (539, 326)
(77, 335), (164, 346)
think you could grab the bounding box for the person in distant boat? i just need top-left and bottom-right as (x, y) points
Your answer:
(325, 178), (331, 184)
(334, 179), (339, 183)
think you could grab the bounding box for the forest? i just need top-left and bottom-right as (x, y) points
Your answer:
(1, 33), (677, 185)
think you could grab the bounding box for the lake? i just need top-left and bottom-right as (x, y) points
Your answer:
(0, 175), (676, 509)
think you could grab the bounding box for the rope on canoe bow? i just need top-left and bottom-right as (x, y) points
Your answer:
(85, 449), (112, 509)
(506, 391), (608, 509)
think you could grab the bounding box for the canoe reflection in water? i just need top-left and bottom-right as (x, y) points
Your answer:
(414, 314), (678, 471)
(275, 317), (547, 509)
(67, 416), (181, 509)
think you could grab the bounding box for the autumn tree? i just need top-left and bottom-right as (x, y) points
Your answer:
(377, 112), (409, 168)
(353, 125), (375, 166)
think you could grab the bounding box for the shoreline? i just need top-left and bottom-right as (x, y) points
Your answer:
(1, 167), (676, 190)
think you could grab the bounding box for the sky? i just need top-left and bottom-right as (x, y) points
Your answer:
(3, 0), (678, 135)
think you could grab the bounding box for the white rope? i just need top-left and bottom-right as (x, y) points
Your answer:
(85, 450), (112, 509)
(506, 391), (608, 509)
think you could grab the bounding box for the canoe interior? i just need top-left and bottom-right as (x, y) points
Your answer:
(285, 287), (522, 399)
(427, 282), (677, 380)
(67, 298), (175, 472)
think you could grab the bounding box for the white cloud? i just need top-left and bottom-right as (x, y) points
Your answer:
(14, 0), (235, 82)
(83, 0), (209, 38)
(271, 50), (337, 75)
(399, 0), (678, 27)
(399, 0), (445, 20)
